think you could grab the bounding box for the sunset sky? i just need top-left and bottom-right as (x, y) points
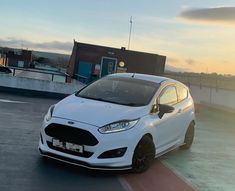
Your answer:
(0, 0), (235, 74)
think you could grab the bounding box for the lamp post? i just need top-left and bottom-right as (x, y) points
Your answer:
(128, 16), (133, 50)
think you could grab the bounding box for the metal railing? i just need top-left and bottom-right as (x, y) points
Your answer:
(74, 74), (99, 84)
(9, 66), (70, 83)
(163, 73), (235, 91)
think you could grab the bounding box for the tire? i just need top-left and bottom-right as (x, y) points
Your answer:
(180, 122), (195, 149)
(132, 136), (155, 173)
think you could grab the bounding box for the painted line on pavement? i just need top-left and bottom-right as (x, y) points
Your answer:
(121, 160), (196, 191)
(0, 99), (28, 104)
(118, 177), (134, 191)
(161, 160), (198, 191)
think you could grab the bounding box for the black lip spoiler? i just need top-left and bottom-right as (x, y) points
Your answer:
(39, 148), (131, 171)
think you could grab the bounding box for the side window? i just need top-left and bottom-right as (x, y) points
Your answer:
(177, 85), (188, 102)
(159, 86), (178, 106)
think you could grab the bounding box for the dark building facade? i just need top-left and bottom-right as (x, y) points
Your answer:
(5, 49), (32, 67)
(0, 53), (7, 65)
(67, 41), (166, 83)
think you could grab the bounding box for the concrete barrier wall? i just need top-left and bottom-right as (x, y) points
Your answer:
(189, 85), (235, 110)
(0, 74), (84, 95)
(1, 74), (234, 110)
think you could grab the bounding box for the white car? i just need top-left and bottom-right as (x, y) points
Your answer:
(39, 73), (195, 172)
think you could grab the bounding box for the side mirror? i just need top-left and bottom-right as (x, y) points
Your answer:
(158, 104), (174, 119)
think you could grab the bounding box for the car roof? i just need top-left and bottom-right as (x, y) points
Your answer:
(108, 73), (175, 84)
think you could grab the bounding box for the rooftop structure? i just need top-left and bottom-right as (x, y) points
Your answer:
(67, 41), (166, 83)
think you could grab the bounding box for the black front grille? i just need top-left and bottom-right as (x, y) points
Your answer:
(47, 141), (93, 158)
(45, 123), (99, 146)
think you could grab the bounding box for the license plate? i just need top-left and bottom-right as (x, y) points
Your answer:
(52, 139), (83, 153)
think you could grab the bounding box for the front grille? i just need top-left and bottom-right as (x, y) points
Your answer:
(45, 123), (99, 146)
(47, 141), (93, 158)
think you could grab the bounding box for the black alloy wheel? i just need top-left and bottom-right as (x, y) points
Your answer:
(132, 136), (155, 173)
(181, 122), (195, 149)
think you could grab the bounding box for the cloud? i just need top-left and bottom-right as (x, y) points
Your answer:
(165, 64), (191, 73)
(179, 7), (235, 25)
(185, 58), (196, 65)
(166, 57), (179, 64)
(165, 57), (192, 73)
(0, 38), (73, 53)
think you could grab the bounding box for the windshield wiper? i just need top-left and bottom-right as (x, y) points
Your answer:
(78, 95), (120, 105)
(119, 102), (144, 107)
(78, 95), (144, 106)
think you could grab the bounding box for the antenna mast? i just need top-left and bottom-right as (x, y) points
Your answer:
(128, 16), (133, 50)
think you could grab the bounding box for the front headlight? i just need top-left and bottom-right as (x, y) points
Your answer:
(98, 119), (139, 134)
(44, 105), (55, 122)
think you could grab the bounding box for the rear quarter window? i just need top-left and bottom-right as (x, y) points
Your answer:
(176, 85), (188, 102)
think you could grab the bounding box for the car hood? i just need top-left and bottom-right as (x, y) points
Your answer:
(53, 94), (149, 127)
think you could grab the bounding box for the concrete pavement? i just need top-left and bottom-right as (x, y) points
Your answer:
(161, 106), (235, 191)
(0, 93), (124, 191)
(0, 92), (234, 191)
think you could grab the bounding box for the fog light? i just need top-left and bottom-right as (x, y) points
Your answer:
(98, 147), (127, 159)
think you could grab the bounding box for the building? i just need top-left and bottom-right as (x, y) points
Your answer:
(67, 41), (166, 83)
(0, 53), (7, 65)
(4, 49), (32, 67)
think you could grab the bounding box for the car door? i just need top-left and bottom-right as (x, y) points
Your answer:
(154, 85), (182, 152)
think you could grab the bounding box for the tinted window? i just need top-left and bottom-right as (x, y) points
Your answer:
(76, 77), (160, 106)
(159, 86), (178, 106)
(0, 66), (6, 72)
(177, 85), (188, 102)
(0, 66), (11, 73)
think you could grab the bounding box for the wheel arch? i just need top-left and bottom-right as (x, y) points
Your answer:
(183, 120), (195, 136)
(190, 120), (196, 126)
(133, 133), (155, 153)
(143, 133), (153, 140)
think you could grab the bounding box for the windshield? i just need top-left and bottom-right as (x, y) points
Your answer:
(76, 77), (160, 106)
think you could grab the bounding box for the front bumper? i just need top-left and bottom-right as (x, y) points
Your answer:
(39, 148), (131, 170)
(39, 117), (140, 170)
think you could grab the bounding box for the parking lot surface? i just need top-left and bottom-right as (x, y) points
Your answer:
(0, 93), (125, 191)
(161, 106), (235, 191)
(0, 93), (234, 191)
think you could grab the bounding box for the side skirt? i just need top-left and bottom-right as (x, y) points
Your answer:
(155, 143), (184, 158)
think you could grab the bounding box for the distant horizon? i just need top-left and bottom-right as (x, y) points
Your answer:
(0, 45), (71, 56)
(1, 44), (235, 76)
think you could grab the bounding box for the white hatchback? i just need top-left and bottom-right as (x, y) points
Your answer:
(39, 73), (195, 172)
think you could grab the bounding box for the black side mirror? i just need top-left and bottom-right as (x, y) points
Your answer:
(158, 104), (174, 119)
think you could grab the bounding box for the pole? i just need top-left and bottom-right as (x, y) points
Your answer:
(128, 16), (133, 50)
